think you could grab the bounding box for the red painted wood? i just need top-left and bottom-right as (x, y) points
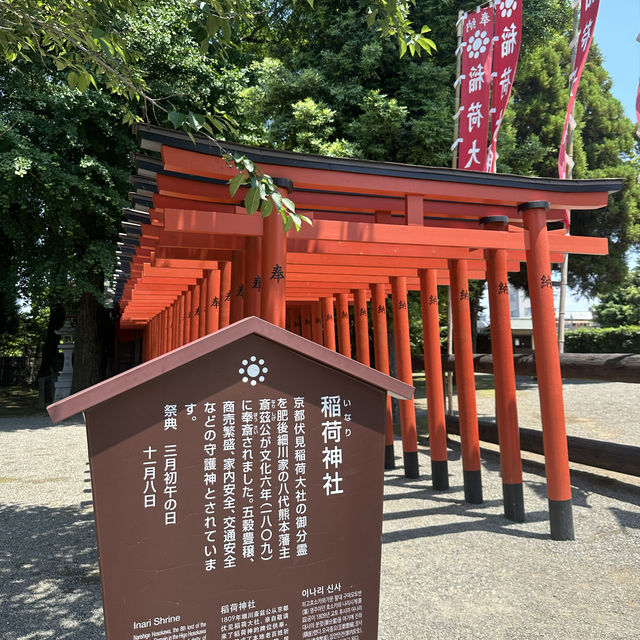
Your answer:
(321, 296), (336, 351)
(419, 269), (448, 464)
(261, 210), (287, 328)
(391, 276), (418, 458)
(353, 289), (370, 366)
(300, 304), (312, 340)
(448, 259), (481, 474)
(190, 284), (199, 343)
(485, 242), (523, 486)
(230, 250), (245, 324)
(161, 145), (610, 211)
(523, 206), (572, 502)
(198, 272), (209, 338)
(219, 261), (231, 328)
(244, 237), (262, 318)
(206, 269), (221, 334)
(311, 301), (323, 344)
(336, 293), (351, 358)
(371, 284), (394, 450)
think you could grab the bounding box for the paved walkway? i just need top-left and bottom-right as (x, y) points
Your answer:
(1, 379), (639, 639)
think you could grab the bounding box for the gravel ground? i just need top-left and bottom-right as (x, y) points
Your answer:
(1, 380), (639, 639)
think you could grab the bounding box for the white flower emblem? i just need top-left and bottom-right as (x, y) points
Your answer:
(468, 29), (490, 59)
(501, 0), (517, 18)
(238, 355), (268, 386)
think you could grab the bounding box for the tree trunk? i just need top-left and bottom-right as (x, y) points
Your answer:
(71, 292), (102, 393)
(37, 304), (65, 379)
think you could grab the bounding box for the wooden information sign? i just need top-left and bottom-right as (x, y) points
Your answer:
(48, 317), (413, 640)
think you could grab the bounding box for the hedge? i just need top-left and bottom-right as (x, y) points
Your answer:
(564, 326), (640, 354)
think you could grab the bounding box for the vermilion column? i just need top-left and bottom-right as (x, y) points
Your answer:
(449, 258), (482, 503)
(482, 216), (524, 522)
(301, 305), (312, 340)
(261, 209), (287, 327)
(336, 293), (351, 357)
(372, 283), (394, 470)
(321, 296), (336, 351)
(161, 310), (167, 355)
(142, 323), (150, 362)
(287, 308), (300, 334)
(353, 289), (370, 366)
(419, 269), (449, 490)
(230, 250), (245, 324)
(190, 284), (199, 343)
(292, 307), (302, 335)
(199, 272), (209, 338)
(176, 292), (184, 347)
(391, 276), (419, 479)
(206, 269), (221, 334)
(183, 287), (192, 345)
(244, 237), (262, 318)
(219, 261), (232, 328)
(520, 201), (574, 540)
(171, 302), (177, 350)
(311, 301), (323, 343)
(171, 302), (178, 351)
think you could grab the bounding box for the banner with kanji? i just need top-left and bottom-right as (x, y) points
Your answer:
(636, 75), (640, 136)
(457, 6), (494, 172)
(558, 0), (600, 180)
(487, 0), (523, 172)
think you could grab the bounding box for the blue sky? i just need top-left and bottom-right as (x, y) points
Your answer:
(593, 0), (639, 120)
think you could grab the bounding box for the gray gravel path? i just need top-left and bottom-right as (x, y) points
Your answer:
(1, 381), (639, 639)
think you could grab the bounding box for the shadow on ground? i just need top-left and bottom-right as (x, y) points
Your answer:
(0, 502), (103, 639)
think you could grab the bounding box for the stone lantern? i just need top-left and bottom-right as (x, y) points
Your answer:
(53, 320), (75, 401)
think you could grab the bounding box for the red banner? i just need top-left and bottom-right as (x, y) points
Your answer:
(636, 75), (640, 136)
(487, 0), (522, 172)
(456, 6), (494, 171)
(558, 0), (600, 180)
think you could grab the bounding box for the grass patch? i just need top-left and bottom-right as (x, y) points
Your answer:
(0, 385), (43, 416)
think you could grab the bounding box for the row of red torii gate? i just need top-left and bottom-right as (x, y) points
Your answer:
(114, 124), (622, 540)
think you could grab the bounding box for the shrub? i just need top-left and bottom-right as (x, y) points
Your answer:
(564, 326), (640, 353)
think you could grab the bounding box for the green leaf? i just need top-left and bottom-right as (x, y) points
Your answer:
(206, 15), (221, 34)
(188, 111), (206, 131)
(168, 111), (187, 129)
(244, 187), (261, 215)
(67, 71), (79, 90)
(290, 212), (302, 231)
(270, 190), (283, 211)
(282, 216), (294, 233)
(260, 199), (274, 218)
(77, 72), (90, 92)
(229, 172), (246, 197)
(242, 157), (255, 173)
(222, 19), (231, 42)
(282, 197), (296, 213)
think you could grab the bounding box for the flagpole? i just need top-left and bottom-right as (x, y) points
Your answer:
(558, 0), (580, 353)
(447, 9), (465, 415)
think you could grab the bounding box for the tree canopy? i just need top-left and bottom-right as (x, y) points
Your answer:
(1, 0), (639, 390)
(593, 264), (640, 327)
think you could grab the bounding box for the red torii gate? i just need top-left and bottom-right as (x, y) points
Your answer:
(114, 124), (621, 540)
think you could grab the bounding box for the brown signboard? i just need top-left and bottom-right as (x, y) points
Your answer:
(48, 318), (413, 640)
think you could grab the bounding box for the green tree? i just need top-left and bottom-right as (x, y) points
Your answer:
(592, 264), (640, 327)
(0, 58), (132, 389)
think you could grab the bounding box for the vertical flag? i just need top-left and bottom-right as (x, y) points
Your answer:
(487, 0), (523, 172)
(558, 0), (600, 181)
(456, 6), (495, 172)
(636, 75), (640, 137)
